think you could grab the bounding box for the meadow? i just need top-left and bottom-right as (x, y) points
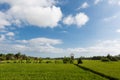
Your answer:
(80, 60), (120, 79)
(0, 63), (108, 80)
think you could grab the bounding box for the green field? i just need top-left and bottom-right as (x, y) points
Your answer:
(80, 60), (120, 79)
(0, 63), (107, 80)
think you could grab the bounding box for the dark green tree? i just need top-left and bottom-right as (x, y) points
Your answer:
(6, 53), (14, 60)
(14, 52), (21, 60)
(77, 58), (83, 64)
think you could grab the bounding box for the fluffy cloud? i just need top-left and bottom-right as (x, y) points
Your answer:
(0, 37), (120, 57)
(63, 15), (74, 25)
(66, 40), (120, 57)
(0, 0), (62, 28)
(6, 32), (15, 37)
(0, 12), (10, 29)
(77, 2), (89, 10)
(0, 37), (63, 54)
(75, 13), (89, 26)
(0, 0), (56, 7)
(63, 12), (89, 27)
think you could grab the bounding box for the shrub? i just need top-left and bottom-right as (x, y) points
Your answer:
(101, 58), (110, 62)
(63, 57), (70, 64)
(77, 58), (83, 64)
(110, 57), (118, 61)
(46, 61), (52, 63)
(70, 59), (73, 64)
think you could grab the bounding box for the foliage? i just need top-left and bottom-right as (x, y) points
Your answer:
(63, 57), (73, 64)
(0, 53), (42, 63)
(77, 58), (83, 64)
(101, 57), (110, 62)
(106, 54), (118, 61)
(46, 60), (52, 63)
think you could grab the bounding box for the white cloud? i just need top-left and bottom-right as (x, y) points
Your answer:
(94, 0), (120, 5)
(0, 12), (10, 29)
(28, 38), (62, 46)
(63, 12), (89, 27)
(116, 29), (120, 33)
(0, 36), (120, 57)
(77, 2), (89, 10)
(0, 35), (5, 41)
(63, 15), (74, 25)
(94, 0), (101, 5)
(75, 13), (89, 27)
(61, 30), (68, 33)
(108, 0), (120, 6)
(66, 40), (120, 57)
(0, 37), (63, 54)
(6, 32), (15, 37)
(103, 15), (118, 22)
(0, 0), (62, 28)
(0, 0), (56, 7)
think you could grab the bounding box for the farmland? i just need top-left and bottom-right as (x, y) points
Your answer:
(80, 60), (120, 79)
(0, 63), (108, 80)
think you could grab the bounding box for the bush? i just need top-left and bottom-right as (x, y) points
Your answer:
(46, 61), (52, 63)
(77, 58), (83, 64)
(70, 59), (73, 64)
(101, 58), (110, 62)
(63, 57), (70, 64)
(110, 57), (118, 61)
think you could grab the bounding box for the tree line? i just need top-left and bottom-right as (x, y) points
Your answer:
(0, 52), (42, 63)
(0, 52), (119, 63)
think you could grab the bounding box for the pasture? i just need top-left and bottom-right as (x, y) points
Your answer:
(0, 63), (108, 80)
(80, 60), (120, 79)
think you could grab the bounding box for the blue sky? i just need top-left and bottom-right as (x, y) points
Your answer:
(0, 0), (120, 58)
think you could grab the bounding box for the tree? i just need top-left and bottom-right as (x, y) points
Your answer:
(0, 54), (6, 61)
(77, 58), (83, 64)
(21, 54), (27, 60)
(14, 52), (21, 60)
(63, 57), (70, 64)
(106, 54), (118, 61)
(101, 57), (110, 62)
(6, 53), (14, 60)
(107, 54), (112, 60)
(38, 58), (42, 63)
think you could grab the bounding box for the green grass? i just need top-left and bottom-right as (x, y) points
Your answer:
(0, 63), (107, 80)
(80, 60), (120, 79)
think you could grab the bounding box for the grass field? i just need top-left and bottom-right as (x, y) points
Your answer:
(80, 60), (120, 79)
(0, 63), (108, 80)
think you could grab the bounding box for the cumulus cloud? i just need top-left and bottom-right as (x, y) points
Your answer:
(63, 12), (89, 27)
(0, 12), (10, 29)
(0, 36), (120, 57)
(63, 15), (74, 25)
(77, 2), (89, 10)
(66, 40), (120, 57)
(0, 0), (62, 28)
(0, 37), (63, 54)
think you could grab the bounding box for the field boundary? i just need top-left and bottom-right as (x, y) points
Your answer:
(74, 64), (119, 80)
